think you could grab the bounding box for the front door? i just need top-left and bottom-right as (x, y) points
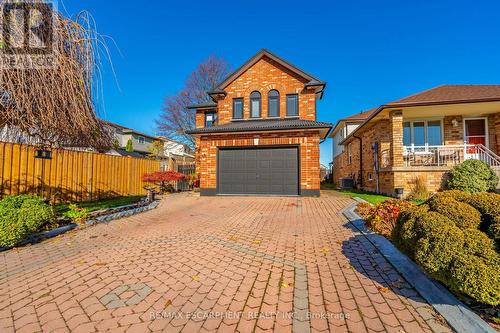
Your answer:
(464, 118), (487, 158)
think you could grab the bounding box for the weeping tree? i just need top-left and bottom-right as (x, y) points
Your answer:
(0, 1), (113, 149)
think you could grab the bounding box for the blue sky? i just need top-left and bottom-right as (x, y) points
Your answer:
(63, 0), (500, 165)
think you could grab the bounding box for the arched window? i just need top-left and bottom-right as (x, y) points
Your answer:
(250, 91), (261, 118)
(268, 90), (280, 117)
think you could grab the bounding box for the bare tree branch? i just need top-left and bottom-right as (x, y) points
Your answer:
(156, 55), (229, 147)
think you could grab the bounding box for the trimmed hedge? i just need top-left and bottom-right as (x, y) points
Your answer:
(414, 217), (464, 282)
(0, 195), (55, 248)
(450, 255), (500, 306)
(462, 229), (498, 261)
(392, 205), (431, 257)
(488, 216), (500, 245)
(427, 195), (481, 229)
(394, 195), (500, 305)
(447, 159), (499, 192)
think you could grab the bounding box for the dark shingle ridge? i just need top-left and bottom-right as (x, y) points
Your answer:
(186, 118), (332, 135)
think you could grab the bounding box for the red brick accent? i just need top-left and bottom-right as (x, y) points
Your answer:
(194, 56), (317, 129)
(192, 55), (323, 193)
(197, 131), (320, 192)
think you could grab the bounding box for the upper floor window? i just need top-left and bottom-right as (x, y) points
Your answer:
(205, 112), (216, 127)
(286, 94), (298, 117)
(233, 98), (243, 119)
(250, 91), (261, 118)
(268, 90), (280, 117)
(137, 136), (145, 144)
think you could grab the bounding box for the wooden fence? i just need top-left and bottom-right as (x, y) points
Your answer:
(0, 142), (161, 202)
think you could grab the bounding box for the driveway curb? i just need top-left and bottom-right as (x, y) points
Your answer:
(341, 199), (495, 333)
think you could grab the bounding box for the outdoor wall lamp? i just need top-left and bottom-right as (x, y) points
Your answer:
(451, 118), (459, 127)
(35, 149), (52, 160)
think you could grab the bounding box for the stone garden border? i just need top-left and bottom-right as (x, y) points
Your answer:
(0, 200), (161, 252)
(342, 198), (496, 333)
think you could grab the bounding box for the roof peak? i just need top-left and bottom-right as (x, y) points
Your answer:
(213, 49), (325, 93)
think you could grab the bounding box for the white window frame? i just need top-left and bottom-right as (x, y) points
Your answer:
(403, 118), (444, 154)
(463, 117), (489, 148)
(137, 136), (145, 144)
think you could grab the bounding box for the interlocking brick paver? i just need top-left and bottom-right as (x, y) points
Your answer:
(0, 192), (452, 332)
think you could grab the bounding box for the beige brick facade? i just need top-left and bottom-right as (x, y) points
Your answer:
(333, 111), (500, 197)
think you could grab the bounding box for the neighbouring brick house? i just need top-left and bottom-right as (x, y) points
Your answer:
(332, 85), (500, 197)
(186, 49), (332, 196)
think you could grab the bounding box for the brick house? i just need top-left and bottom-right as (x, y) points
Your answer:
(186, 49), (332, 196)
(332, 85), (500, 197)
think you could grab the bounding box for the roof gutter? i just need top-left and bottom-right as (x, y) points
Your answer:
(186, 126), (332, 138)
(340, 96), (500, 146)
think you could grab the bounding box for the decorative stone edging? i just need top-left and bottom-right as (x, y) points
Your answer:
(0, 200), (161, 253)
(342, 198), (496, 333)
(86, 200), (160, 225)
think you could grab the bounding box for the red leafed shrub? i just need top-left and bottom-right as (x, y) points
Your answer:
(355, 202), (373, 220)
(363, 199), (416, 238)
(142, 171), (186, 183)
(142, 171), (186, 193)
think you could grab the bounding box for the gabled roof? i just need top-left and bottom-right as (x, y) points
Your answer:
(342, 108), (377, 121)
(386, 84), (500, 107)
(210, 49), (325, 96)
(186, 118), (332, 139)
(329, 108), (376, 138)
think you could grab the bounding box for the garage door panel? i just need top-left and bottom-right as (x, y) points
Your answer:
(218, 147), (298, 195)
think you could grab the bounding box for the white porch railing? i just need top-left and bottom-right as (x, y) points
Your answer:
(403, 144), (500, 168)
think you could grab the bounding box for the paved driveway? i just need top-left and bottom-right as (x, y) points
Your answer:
(0, 192), (451, 333)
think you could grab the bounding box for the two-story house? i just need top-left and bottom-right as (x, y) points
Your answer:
(186, 49), (332, 196)
(104, 120), (161, 157)
(330, 109), (375, 161)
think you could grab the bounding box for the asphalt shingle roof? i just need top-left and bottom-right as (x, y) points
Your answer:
(186, 118), (332, 135)
(387, 84), (500, 106)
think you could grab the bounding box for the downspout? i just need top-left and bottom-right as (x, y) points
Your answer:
(373, 142), (380, 194)
(353, 134), (363, 189)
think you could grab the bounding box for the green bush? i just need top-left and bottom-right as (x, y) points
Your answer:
(63, 204), (89, 222)
(0, 195), (55, 248)
(447, 159), (499, 192)
(463, 229), (498, 262)
(487, 216), (500, 245)
(394, 203), (500, 305)
(414, 217), (464, 281)
(431, 190), (471, 202)
(462, 192), (500, 218)
(427, 195), (481, 229)
(0, 195), (36, 210)
(450, 255), (500, 306)
(392, 205), (431, 257)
